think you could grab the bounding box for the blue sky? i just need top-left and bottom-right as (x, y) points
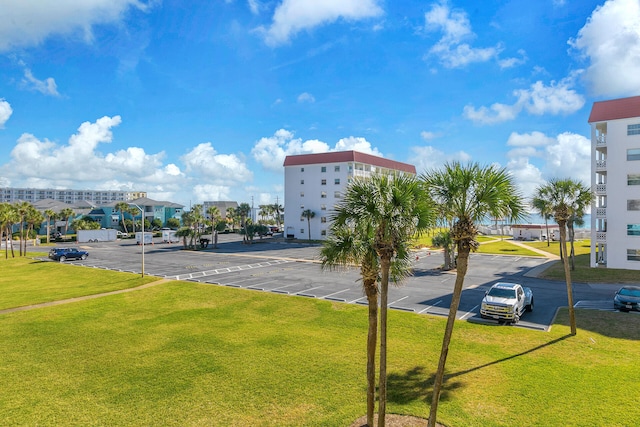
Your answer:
(1, 0), (639, 209)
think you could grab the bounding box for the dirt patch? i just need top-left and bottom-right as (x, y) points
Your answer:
(349, 414), (446, 427)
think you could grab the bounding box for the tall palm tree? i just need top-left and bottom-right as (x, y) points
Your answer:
(421, 162), (525, 427)
(237, 203), (251, 243)
(206, 205), (222, 248)
(15, 201), (32, 256)
(115, 202), (130, 234)
(59, 207), (75, 237)
(301, 209), (315, 241)
(226, 207), (236, 231)
(272, 203), (283, 229)
(25, 206), (43, 249)
(44, 209), (56, 244)
(320, 213), (415, 426)
(333, 173), (434, 427)
(533, 178), (593, 336)
(0, 203), (19, 258)
(531, 196), (554, 247)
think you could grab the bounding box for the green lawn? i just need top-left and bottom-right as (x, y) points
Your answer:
(0, 254), (156, 310)
(1, 259), (639, 426)
(522, 239), (591, 257)
(476, 240), (543, 257)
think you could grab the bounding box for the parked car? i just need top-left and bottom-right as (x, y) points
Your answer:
(48, 247), (89, 262)
(116, 231), (129, 238)
(613, 286), (640, 312)
(480, 282), (533, 324)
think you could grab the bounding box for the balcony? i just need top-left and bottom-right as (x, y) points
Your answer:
(596, 159), (606, 171)
(596, 135), (606, 146)
(596, 184), (607, 194)
(596, 231), (607, 242)
(596, 207), (606, 217)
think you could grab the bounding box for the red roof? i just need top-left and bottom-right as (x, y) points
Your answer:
(283, 150), (416, 174)
(588, 95), (640, 123)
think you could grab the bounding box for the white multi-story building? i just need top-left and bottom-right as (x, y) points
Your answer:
(0, 187), (146, 205)
(283, 151), (416, 240)
(589, 95), (640, 269)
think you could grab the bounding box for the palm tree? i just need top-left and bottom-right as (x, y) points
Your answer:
(531, 196), (554, 247)
(533, 178), (593, 336)
(115, 202), (130, 234)
(14, 201), (32, 256)
(226, 207), (236, 231)
(44, 209), (56, 244)
(431, 230), (455, 270)
(206, 205), (222, 248)
(25, 206), (43, 249)
(332, 173), (434, 427)
(301, 209), (315, 241)
(237, 203), (251, 243)
(272, 203), (283, 229)
(59, 207), (75, 237)
(0, 202), (19, 258)
(421, 162), (525, 427)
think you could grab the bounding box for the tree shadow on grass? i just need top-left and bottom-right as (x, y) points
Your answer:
(387, 334), (572, 405)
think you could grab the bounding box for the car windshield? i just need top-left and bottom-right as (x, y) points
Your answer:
(488, 287), (516, 298)
(618, 288), (640, 297)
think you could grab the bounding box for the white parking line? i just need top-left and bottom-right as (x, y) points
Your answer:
(349, 296), (367, 304)
(459, 305), (477, 320)
(295, 286), (324, 297)
(388, 296), (408, 306)
(418, 300), (442, 314)
(323, 289), (350, 299)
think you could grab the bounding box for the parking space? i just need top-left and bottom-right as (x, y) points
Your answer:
(37, 235), (624, 331)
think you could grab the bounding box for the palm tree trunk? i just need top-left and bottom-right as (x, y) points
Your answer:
(365, 284), (378, 427)
(307, 218), (311, 242)
(428, 248), (469, 427)
(377, 258), (390, 427)
(559, 222), (577, 335)
(545, 218), (550, 246)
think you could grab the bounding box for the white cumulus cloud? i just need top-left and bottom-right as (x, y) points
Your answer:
(259, 0), (383, 46)
(251, 129), (383, 172)
(424, 0), (501, 68)
(0, 99), (12, 128)
(570, 0), (640, 97)
(297, 92), (315, 103)
(464, 76), (584, 125)
(0, 0), (151, 52)
(21, 68), (60, 97)
(409, 145), (471, 174)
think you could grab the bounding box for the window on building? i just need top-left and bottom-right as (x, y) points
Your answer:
(321, 166), (326, 172)
(301, 167), (304, 172)
(628, 124), (640, 136)
(300, 179), (304, 185)
(320, 217), (327, 223)
(301, 217), (304, 221)
(629, 174), (640, 185)
(628, 200), (640, 211)
(334, 191), (341, 198)
(628, 149), (640, 161)
(321, 191), (327, 198)
(321, 179), (326, 185)
(301, 229), (305, 234)
(300, 204), (304, 209)
(300, 192), (304, 197)
(334, 178), (340, 185)
(335, 166), (340, 172)
(321, 204), (326, 210)
(628, 225), (640, 236)
(321, 230), (327, 236)
(627, 249), (640, 261)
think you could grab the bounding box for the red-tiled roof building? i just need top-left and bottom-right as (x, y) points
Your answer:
(588, 95), (640, 269)
(283, 151), (416, 240)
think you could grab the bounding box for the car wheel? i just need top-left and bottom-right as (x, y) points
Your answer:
(59, 256), (66, 262)
(81, 254), (87, 260)
(527, 298), (534, 312)
(512, 314), (520, 324)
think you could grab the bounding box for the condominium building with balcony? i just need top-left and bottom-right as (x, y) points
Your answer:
(589, 95), (640, 269)
(283, 150), (416, 240)
(0, 187), (147, 205)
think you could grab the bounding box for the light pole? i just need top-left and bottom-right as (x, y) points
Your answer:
(130, 203), (145, 277)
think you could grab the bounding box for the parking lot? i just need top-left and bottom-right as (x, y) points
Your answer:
(41, 233), (621, 331)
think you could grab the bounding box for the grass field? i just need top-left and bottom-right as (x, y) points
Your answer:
(1, 256), (640, 426)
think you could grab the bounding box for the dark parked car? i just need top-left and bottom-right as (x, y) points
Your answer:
(48, 247), (89, 262)
(613, 286), (640, 312)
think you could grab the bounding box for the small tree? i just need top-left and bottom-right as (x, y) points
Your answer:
(60, 207), (75, 237)
(44, 209), (56, 244)
(301, 209), (315, 241)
